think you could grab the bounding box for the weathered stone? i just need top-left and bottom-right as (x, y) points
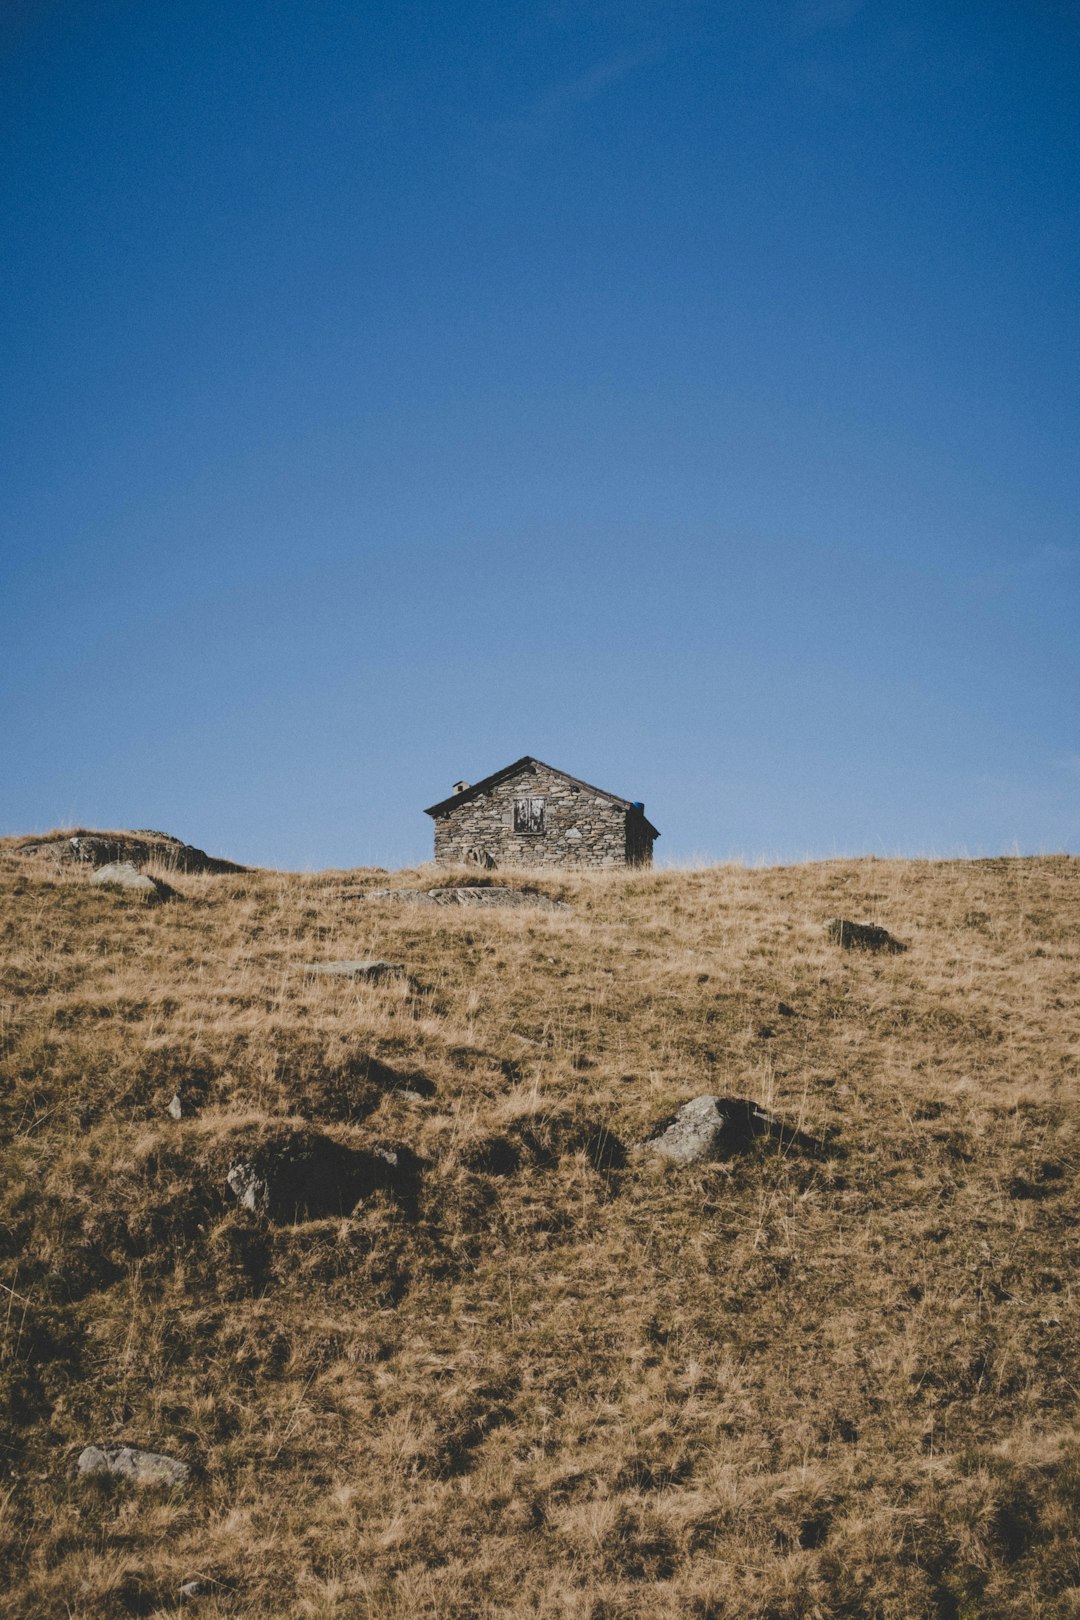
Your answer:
(179, 1581), (205, 1599)
(302, 959), (407, 982)
(224, 1125), (414, 1220)
(77, 1445), (190, 1487)
(90, 862), (177, 902)
(365, 886), (570, 911)
(167, 1093), (184, 1120)
(18, 830), (244, 874)
(646, 1095), (820, 1163)
(424, 756), (658, 870)
(226, 1162), (271, 1213)
(824, 918), (907, 953)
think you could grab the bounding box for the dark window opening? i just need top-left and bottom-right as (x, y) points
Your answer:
(514, 797), (545, 834)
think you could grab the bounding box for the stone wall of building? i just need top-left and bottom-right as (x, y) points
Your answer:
(431, 762), (653, 870)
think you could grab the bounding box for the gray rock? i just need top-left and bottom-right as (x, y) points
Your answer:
(302, 959), (407, 982)
(167, 1094), (184, 1120)
(224, 1126), (416, 1221)
(179, 1581), (204, 1599)
(226, 1161), (271, 1213)
(824, 918), (907, 953)
(90, 862), (176, 903)
(365, 886), (570, 910)
(646, 1095), (821, 1164)
(77, 1445), (190, 1487)
(18, 830), (244, 874)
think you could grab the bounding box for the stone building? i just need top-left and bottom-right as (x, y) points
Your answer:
(424, 756), (659, 870)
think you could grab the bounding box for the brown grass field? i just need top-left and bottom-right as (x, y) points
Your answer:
(1, 839), (1078, 1617)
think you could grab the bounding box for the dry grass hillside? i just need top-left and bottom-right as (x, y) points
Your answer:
(1, 840), (1078, 1618)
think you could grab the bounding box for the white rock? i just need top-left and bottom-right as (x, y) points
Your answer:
(302, 959), (406, 982)
(77, 1444), (190, 1487)
(90, 862), (175, 903)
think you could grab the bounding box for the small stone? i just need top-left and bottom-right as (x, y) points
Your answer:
(302, 959), (407, 982)
(226, 1161), (272, 1214)
(90, 862), (176, 903)
(179, 1580), (204, 1599)
(167, 1094), (184, 1120)
(77, 1445), (190, 1487)
(224, 1126), (415, 1221)
(824, 918), (906, 953)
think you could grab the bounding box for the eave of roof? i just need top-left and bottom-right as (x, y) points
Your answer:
(424, 756), (660, 838)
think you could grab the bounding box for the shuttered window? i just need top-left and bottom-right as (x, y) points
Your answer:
(513, 797), (545, 834)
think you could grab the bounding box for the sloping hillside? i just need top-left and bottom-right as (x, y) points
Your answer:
(1, 844), (1078, 1617)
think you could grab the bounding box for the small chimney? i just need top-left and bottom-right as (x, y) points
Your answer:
(453, 780), (471, 794)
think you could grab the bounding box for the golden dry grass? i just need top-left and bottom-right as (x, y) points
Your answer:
(1, 840), (1078, 1617)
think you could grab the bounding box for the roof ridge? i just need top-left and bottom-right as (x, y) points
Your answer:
(424, 757), (656, 832)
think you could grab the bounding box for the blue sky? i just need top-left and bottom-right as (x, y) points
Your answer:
(2, 0), (1077, 868)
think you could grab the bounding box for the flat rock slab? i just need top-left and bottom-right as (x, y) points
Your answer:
(824, 917), (907, 953)
(302, 959), (408, 982)
(90, 862), (177, 903)
(646, 1094), (821, 1164)
(366, 887), (570, 910)
(78, 1445), (190, 1487)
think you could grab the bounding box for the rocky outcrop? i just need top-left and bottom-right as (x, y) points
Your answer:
(77, 1445), (190, 1487)
(645, 1095), (821, 1164)
(824, 918), (907, 953)
(18, 830), (245, 874)
(224, 1125), (416, 1220)
(365, 886), (570, 910)
(91, 862), (177, 903)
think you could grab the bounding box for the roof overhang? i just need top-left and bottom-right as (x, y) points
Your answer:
(424, 755), (659, 839)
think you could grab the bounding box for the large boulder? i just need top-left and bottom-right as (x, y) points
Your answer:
(91, 862), (177, 903)
(646, 1095), (820, 1164)
(77, 1445), (190, 1487)
(824, 918), (907, 953)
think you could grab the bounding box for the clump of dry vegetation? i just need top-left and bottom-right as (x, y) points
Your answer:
(1, 837), (1078, 1617)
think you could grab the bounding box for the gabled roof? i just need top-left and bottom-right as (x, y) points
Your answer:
(424, 756), (660, 838)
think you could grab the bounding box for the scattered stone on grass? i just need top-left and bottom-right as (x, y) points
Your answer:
(645, 1095), (821, 1164)
(824, 918), (907, 953)
(179, 1582), (205, 1599)
(364, 886), (570, 910)
(301, 959), (409, 983)
(167, 1093), (184, 1120)
(225, 1125), (417, 1220)
(77, 1445), (190, 1487)
(90, 862), (177, 903)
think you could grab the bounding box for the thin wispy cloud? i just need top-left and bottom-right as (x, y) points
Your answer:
(789, 0), (866, 39)
(498, 41), (670, 149)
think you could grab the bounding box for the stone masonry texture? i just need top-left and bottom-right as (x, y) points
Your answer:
(430, 761), (655, 871)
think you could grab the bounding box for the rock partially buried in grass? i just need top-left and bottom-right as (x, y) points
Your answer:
(302, 959), (408, 983)
(225, 1125), (417, 1219)
(77, 1445), (190, 1487)
(646, 1095), (821, 1164)
(366, 886), (570, 910)
(90, 861), (177, 903)
(824, 918), (906, 953)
